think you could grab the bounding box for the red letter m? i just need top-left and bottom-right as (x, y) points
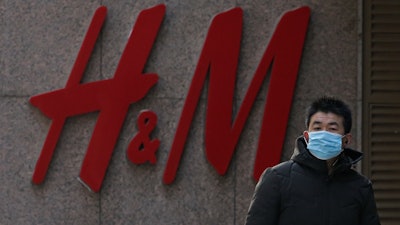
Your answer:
(163, 6), (310, 184)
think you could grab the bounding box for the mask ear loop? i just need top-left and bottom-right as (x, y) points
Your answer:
(341, 135), (348, 150)
(343, 135), (348, 143)
(303, 131), (309, 145)
(303, 136), (308, 145)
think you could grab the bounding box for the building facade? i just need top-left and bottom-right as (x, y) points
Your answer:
(1, 0), (399, 224)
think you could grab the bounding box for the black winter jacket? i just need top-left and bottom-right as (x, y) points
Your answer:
(244, 136), (380, 225)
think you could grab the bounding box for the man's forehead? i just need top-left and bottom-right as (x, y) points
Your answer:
(310, 112), (344, 125)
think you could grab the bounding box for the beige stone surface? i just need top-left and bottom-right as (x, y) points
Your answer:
(1, 0), (359, 224)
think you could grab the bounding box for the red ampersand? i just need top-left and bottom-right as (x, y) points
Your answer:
(127, 110), (160, 164)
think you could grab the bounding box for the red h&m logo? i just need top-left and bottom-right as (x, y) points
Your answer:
(30, 4), (310, 192)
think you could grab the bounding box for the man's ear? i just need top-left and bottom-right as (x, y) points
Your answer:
(303, 131), (309, 142)
(343, 133), (352, 147)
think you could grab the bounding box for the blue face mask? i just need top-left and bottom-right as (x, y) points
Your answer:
(305, 131), (344, 160)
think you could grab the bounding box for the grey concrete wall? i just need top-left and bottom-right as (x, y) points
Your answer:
(1, 0), (359, 224)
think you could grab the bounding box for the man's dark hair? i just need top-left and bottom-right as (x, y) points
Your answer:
(305, 96), (352, 133)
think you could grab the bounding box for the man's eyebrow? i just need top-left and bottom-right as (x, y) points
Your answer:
(310, 121), (339, 126)
(328, 121), (339, 126)
(311, 121), (322, 125)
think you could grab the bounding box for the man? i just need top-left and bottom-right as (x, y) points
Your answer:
(244, 96), (380, 225)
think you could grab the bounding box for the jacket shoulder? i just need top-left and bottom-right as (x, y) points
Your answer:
(269, 160), (295, 177)
(345, 169), (374, 187)
(257, 160), (295, 185)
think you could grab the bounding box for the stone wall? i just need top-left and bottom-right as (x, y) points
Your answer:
(0, 0), (359, 224)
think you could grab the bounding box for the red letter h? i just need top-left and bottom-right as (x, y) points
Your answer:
(30, 4), (166, 192)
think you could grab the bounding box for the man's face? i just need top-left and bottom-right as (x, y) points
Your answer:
(307, 112), (345, 135)
(304, 112), (351, 148)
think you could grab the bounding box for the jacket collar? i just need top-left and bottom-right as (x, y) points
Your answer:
(291, 136), (363, 175)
